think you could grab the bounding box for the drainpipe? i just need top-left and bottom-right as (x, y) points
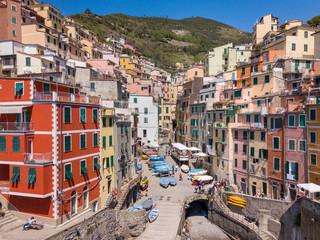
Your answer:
(247, 129), (250, 195)
(306, 104), (309, 183)
(60, 102), (64, 225)
(282, 113), (286, 199)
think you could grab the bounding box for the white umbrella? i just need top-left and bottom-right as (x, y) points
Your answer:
(193, 152), (209, 157)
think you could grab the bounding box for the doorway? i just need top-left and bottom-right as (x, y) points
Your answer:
(83, 186), (89, 210)
(272, 185), (278, 199)
(71, 190), (77, 216)
(27, 138), (33, 161)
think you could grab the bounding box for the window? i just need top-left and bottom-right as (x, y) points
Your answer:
(11, 17), (17, 24)
(14, 82), (24, 96)
(250, 147), (255, 157)
(306, 61), (311, 69)
(264, 75), (270, 83)
(134, 98), (137, 103)
(10, 166), (20, 183)
(311, 154), (317, 166)
(310, 131), (316, 143)
(257, 100), (261, 107)
(242, 160), (247, 170)
(310, 109), (316, 121)
(219, 113), (222, 120)
(288, 139), (296, 151)
(80, 108), (86, 123)
(299, 140), (306, 152)
(292, 43), (296, 51)
(143, 129), (147, 138)
(260, 131), (266, 141)
(43, 83), (50, 95)
(12, 30), (16, 37)
(93, 133), (98, 147)
(246, 115), (251, 123)
(93, 109), (98, 123)
(243, 145), (247, 154)
(234, 144), (238, 153)
(250, 131), (254, 140)
(80, 160), (88, 175)
(102, 136), (106, 148)
(0, 136), (6, 152)
(64, 135), (71, 152)
(144, 117), (148, 123)
(12, 136), (20, 152)
(64, 107), (71, 123)
(235, 158), (238, 167)
(241, 68), (245, 75)
(109, 118), (113, 127)
(274, 158), (280, 171)
(53, 38), (56, 45)
(11, 5), (17, 11)
(304, 31), (308, 38)
(47, 36), (50, 43)
(26, 168), (36, 184)
(111, 156), (114, 166)
(299, 115), (306, 127)
(273, 137), (280, 149)
(304, 44), (308, 52)
(243, 131), (247, 140)
(254, 115), (259, 123)
(144, 108), (148, 114)
(65, 164), (73, 180)
(234, 131), (238, 139)
(90, 82), (95, 90)
(242, 80), (246, 87)
(109, 135), (113, 146)
(288, 115), (295, 127)
(26, 57), (31, 66)
(80, 134), (86, 149)
(271, 118), (282, 129)
(93, 157), (100, 171)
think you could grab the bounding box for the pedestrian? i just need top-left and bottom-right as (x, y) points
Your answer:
(164, 154), (166, 160)
(208, 187), (211, 196)
(195, 186), (198, 193)
(172, 165), (175, 172)
(179, 173), (182, 181)
(198, 185), (201, 193)
(23, 217), (36, 231)
(175, 165), (178, 172)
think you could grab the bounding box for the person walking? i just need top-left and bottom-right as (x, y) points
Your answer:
(172, 165), (175, 174)
(175, 165), (178, 172)
(179, 173), (182, 181)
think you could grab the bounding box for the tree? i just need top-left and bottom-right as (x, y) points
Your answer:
(84, 8), (92, 14)
(307, 15), (320, 28)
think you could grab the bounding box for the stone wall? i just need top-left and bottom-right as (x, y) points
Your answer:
(279, 197), (320, 240)
(208, 199), (262, 240)
(47, 209), (147, 240)
(222, 192), (292, 219)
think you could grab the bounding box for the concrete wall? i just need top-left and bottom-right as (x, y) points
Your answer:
(222, 192), (292, 220)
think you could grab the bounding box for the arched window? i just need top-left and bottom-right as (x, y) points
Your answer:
(71, 190), (77, 216)
(83, 186), (89, 210)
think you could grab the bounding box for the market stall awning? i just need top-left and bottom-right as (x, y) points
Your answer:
(172, 143), (189, 151)
(188, 147), (201, 151)
(297, 183), (320, 193)
(193, 152), (209, 157)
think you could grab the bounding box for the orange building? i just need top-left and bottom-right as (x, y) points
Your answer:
(0, 77), (101, 225)
(0, 0), (22, 42)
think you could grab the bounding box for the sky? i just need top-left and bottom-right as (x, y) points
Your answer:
(51, 0), (320, 32)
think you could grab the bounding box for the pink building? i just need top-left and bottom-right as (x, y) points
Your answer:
(102, 52), (119, 66)
(124, 42), (142, 55)
(127, 82), (150, 96)
(86, 59), (115, 75)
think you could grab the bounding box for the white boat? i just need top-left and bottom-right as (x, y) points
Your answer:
(193, 175), (213, 182)
(189, 169), (207, 176)
(181, 164), (190, 173)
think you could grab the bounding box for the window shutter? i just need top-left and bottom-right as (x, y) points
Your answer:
(81, 135), (86, 149)
(64, 107), (71, 123)
(0, 136), (6, 152)
(299, 115), (305, 126)
(12, 136), (20, 152)
(93, 133), (98, 147)
(295, 162), (299, 180)
(265, 150), (268, 160)
(286, 161), (289, 174)
(109, 118), (113, 126)
(93, 109), (98, 123)
(80, 108), (86, 123)
(103, 136), (106, 148)
(106, 157), (110, 168)
(109, 136), (112, 146)
(111, 156), (114, 166)
(259, 149), (262, 158)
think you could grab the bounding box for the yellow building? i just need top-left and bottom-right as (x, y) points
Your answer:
(81, 39), (103, 59)
(120, 55), (135, 70)
(307, 103), (320, 184)
(29, 2), (68, 35)
(100, 108), (116, 206)
(253, 14), (279, 47)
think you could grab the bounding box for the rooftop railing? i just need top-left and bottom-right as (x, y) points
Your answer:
(24, 152), (53, 165)
(34, 92), (100, 105)
(0, 122), (33, 132)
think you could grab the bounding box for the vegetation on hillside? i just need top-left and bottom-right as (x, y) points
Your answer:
(71, 13), (252, 71)
(307, 15), (320, 28)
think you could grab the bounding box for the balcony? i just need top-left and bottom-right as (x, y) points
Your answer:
(250, 122), (263, 129)
(24, 152), (53, 165)
(178, 132), (186, 137)
(34, 92), (100, 105)
(114, 101), (129, 108)
(0, 122), (33, 132)
(0, 181), (10, 194)
(286, 102), (304, 112)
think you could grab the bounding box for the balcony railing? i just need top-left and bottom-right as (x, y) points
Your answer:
(24, 152), (53, 165)
(0, 122), (33, 132)
(0, 181), (10, 194)
(34, 92), (100, 105)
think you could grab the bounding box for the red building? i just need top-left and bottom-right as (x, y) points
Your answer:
(0, 77), (101, 225)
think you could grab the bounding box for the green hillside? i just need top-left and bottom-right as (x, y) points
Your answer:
(71, 13), (252, 71)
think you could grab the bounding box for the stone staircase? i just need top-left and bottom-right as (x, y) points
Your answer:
(104, 193), (113, 208)
(0, 207), (24, 232)
(259, 231), (277, 240)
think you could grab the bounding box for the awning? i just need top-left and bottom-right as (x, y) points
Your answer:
(172, 143), (189, 151)
(297, 183), (320, 193)
(194, 152), (209, 157)
(188, 147), (201, 151)
(0, 105), (31, 114)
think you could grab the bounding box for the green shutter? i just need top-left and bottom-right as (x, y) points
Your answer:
(26, 168), (36, 184)
(251, 147), (255, 157)
(274, 137), (279, 149)
(246, 115), (251, 123)
(265, 75), (270, 83)
(274, 158), (280, 171)
(259, 149), (262, 158)
(64, 107), (71, 123)
(111, 156), (114, 166)
(286, 161), (289, 174)
(144, 108), (148, 114)
(43, 83), (50, 95)
(159, 107), (162, 114)
(243, 160), (247, 169)
(310, 110), (316, 120)
(289, 115), (295, 126)
(235, 158), (237, 167)
(80, 108), (86, 123)
(15, 82), (23, 96)
(265, 150), (268, 160)
(65, 164), (73, 180)
(65, 135), (71, 152)
(0, 136), (6, 152)
(10, 166), (20, 182)
(103, 136), (106, 148)
(166, 107), (169, 113)
(254, 77), (258, 85)
(26, 57), (31, 66)
(134, 98), (137, 103)
(93, 109), (98, 123)
(81, 161), (88, 175)
(12, 136), (20, 152)
(295, 162), (299, 181)
(106, 157), (110, 168)
(234, 144), (238, 153)
(80, 134), (86, 149)
(94, 158), (100, 171)
(306, 61), (311, 69)
(299, 115), (306, 127)
(109, 136), (112, 146)
(93, 133), (98, 147)
(109, 118), (113, 127)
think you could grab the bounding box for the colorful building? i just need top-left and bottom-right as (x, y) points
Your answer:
(0, 77), (101, 225)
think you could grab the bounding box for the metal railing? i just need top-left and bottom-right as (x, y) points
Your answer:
(24, 152), (53, 165)
(34, 92), (100, 105)
(0, 122), (33, 131)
